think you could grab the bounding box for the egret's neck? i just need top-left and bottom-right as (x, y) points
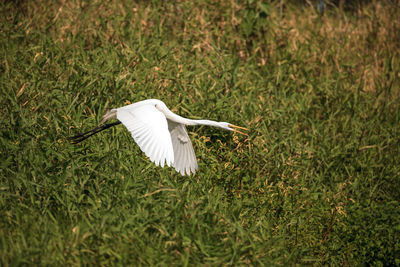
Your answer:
(159, 104), (225, 129)
(190, 119), (223, 128)
(163, 111), (219, 126)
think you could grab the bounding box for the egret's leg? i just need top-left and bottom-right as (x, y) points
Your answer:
(69, 121), (121, 144)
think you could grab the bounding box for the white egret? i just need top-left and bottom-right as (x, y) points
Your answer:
(70, 99), (247, 175)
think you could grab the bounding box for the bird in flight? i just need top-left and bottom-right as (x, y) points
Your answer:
(70, 99), (248, 175)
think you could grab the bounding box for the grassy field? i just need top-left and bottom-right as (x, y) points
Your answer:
(1, 0), (399, 265)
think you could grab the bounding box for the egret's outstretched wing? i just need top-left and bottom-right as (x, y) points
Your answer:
(167, 121), (198, 175)
(117, 105), (174, 168)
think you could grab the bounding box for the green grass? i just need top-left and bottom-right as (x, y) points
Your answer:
(1, 0), (400, 265)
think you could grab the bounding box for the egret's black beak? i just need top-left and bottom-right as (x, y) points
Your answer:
(69, 121), (121, 144)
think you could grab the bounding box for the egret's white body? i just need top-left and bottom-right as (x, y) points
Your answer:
(71, 99), (247, 175)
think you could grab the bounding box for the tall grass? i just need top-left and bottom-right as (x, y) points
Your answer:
(1, 0), (399, 265)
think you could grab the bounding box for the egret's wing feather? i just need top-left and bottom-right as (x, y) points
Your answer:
(167, 121), (198, 175)
(117, 106), (174, 167)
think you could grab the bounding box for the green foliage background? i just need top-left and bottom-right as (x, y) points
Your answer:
(1, 0), (399, 265)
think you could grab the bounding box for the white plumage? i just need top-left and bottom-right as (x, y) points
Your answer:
(168, 121), (198, 175)
(71, 99), (247, 175)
